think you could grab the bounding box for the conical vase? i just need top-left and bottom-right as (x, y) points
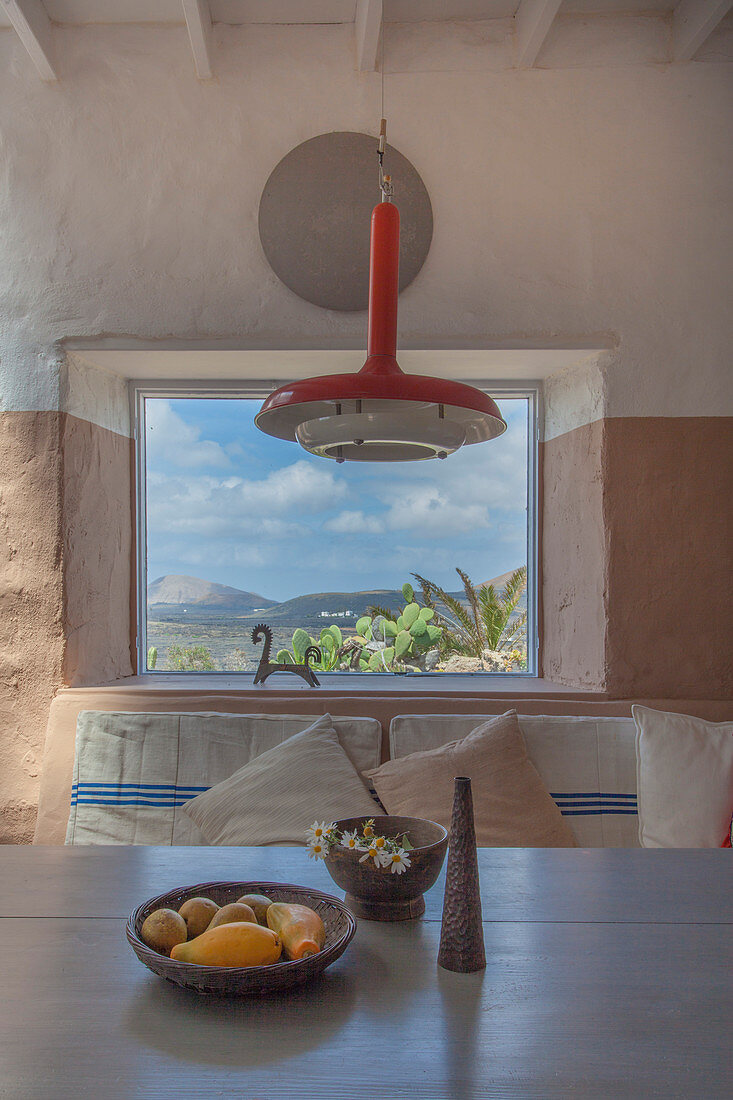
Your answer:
(437, 776), (486, 973)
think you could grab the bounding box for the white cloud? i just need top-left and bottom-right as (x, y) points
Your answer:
(228, 461), (346, 516)
(323, 511), (383, 535)
(146, 461), (347, 542)
(224, 441), (246, 458)
(146, 401), (231, 469)
(325, 484), (493, 538)
(384, 485), (490, 534)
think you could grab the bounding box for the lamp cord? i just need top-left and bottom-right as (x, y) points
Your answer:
(378, 9), (392, 202)
(381, 9), (384, 121)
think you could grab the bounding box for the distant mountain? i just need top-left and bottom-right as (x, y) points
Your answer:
(478, 569), (524, 591)
(148, 575), (276, 615)
(146, 573), (524, 626)
(255, 589), (410, 622)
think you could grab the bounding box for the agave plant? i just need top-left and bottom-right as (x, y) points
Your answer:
(412, 567), (527, 658)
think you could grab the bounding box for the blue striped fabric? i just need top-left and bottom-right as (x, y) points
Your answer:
(550, 792), (637, 817)
(70, 781), (209, 808)
(70, 784), (638, 817)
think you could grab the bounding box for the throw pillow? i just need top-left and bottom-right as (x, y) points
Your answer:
(366, 710), (577, 847)
(183, 713), (381, 845)
(633, 705), (733, 848)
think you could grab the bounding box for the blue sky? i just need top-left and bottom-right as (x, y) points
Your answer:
(145, 396), (528, 602)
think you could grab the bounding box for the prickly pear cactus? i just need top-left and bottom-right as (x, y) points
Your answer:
(354, 583), (442, 672)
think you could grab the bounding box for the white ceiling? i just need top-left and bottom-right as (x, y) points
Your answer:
(0, 0), (680, 29)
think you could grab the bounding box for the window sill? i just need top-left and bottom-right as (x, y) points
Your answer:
(82, 672), (601, 698)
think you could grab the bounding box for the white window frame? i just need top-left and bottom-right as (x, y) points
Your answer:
(132, 379), (540, 679)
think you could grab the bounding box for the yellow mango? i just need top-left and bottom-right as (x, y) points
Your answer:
(266, 903), (326, 960)
(170, 921), (282, 968)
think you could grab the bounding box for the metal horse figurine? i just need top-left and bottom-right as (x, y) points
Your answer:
(251, 623), (321, 687)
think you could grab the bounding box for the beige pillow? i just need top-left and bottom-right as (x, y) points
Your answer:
(633, 705), (733, 848)
(366, 710), (576, 847)
(183, 713), (381, 845)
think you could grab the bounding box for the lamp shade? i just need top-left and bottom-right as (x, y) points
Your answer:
(255, 201), (506, 461)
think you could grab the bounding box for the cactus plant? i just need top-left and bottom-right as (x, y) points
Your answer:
(277, 624), (351, 672)
(350, 583), (443, 672)
(147, 646), (158, 670)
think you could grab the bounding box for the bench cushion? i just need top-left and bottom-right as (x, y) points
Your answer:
(65, 711), (382, 846)
(389, 714), (639, 847)
(633, 705), (733, 848)
(368, 711), (577, 847)
(182, 715), (381, 846)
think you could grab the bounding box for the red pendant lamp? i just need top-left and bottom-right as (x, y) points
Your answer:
(255, 128), (506, 462)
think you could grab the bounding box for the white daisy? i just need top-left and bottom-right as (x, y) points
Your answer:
(306, 821), (331, 844)
(340, 830), (363, 851)
(359, 843), (389, 867)
(307, 839), (328, 860)
(386, 849), (411, 875)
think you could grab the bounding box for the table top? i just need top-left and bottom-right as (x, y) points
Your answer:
(1, 847), (731, 1099)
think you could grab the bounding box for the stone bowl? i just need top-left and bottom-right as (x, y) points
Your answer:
(324, 815), (448, 921)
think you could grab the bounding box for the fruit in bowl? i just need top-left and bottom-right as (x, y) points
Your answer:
(321, 815), (448, 921)
(267, 902), (326, 960)
(139, 891), (326, 967)
(171, 921), (282, 967)
(127, 881), (357, 996)
(140, 908), (188, 954)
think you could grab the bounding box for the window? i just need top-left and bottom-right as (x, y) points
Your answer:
(135, 383), (538, 677)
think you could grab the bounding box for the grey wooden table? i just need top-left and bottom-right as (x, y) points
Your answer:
(1, 847), (730, 1100)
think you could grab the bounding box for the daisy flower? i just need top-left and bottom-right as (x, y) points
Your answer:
(306, 821), (332, 845)
(340, 830), (362, 852)
(385, 849), (411, 875)
(373, 836), (387, 849)
(307, 839), (328, 860)
(361, 819), (375, 839)
(359, 843), (388, 867)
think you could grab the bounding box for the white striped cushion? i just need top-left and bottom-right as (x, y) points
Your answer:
(182, 715), (381, 846)
(389, 714), (639, 848)
(66, 711), (381, 845)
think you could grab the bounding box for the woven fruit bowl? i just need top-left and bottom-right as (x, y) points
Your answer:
(127, 880), (357, 996)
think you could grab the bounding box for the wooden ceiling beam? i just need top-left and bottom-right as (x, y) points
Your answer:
(0, 0), (57, 81)
(182, 0), (213, 79)
(672, 0), (733, 60)
(514, 0), (563, 68)
(355, 0), (382, 73)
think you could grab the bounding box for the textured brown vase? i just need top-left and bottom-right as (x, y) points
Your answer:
(437, 776), (486, 972)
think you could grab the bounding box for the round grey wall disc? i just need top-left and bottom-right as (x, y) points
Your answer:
(258, 131), (433, 312)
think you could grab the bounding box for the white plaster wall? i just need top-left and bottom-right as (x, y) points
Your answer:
(543, 356), (609, 441)
(62, 355), (131, 437)
(0, 20), (731, 424)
